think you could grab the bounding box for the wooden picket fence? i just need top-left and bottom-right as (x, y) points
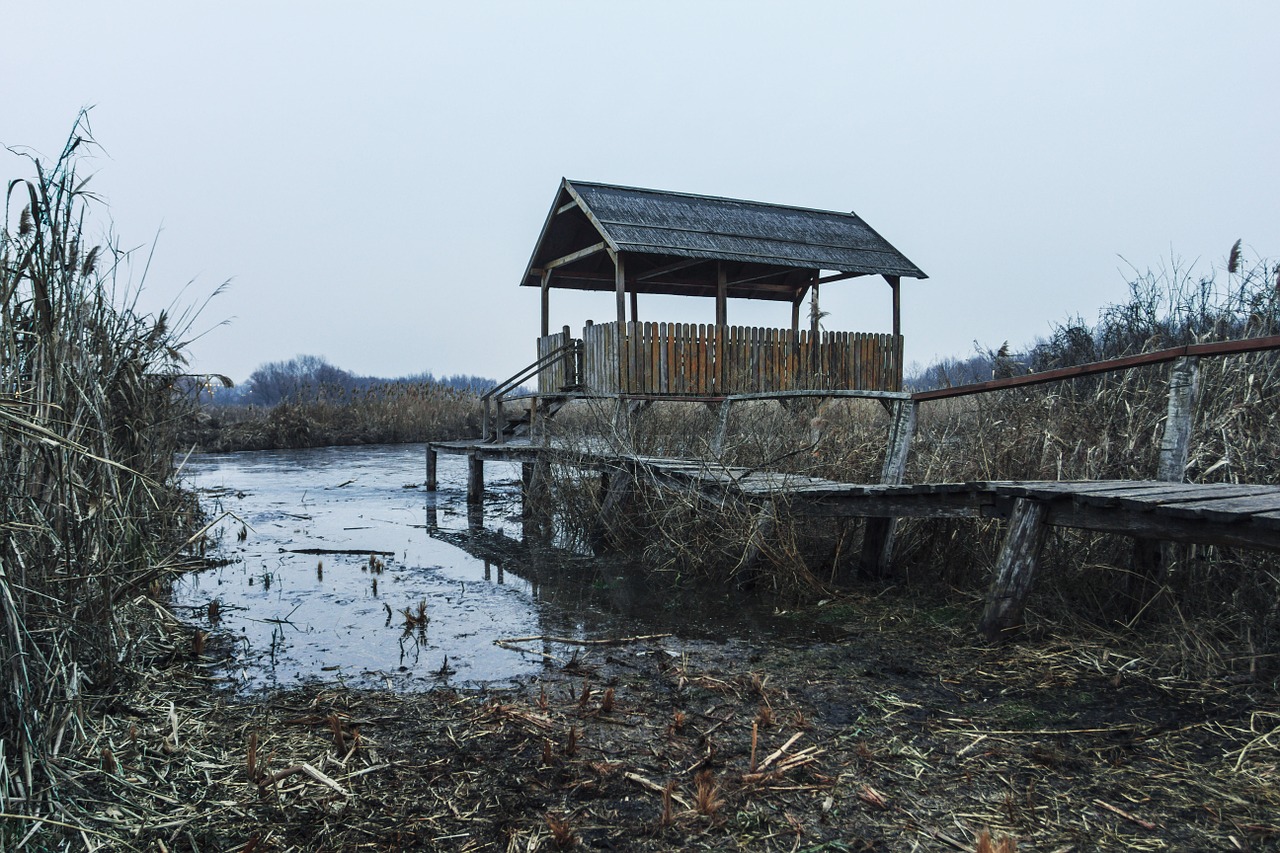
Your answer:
(555, 321), (900, 396)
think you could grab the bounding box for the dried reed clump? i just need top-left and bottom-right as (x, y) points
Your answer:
(537, 250), (1280, 664)
(896, 253), (1280, 657)
(187, 380), (483, 451)
(1, 115), (207, 835)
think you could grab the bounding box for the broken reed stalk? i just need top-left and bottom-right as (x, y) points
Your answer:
(0, 113), (210, 838)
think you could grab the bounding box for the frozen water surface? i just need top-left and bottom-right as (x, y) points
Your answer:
(174, 444), (785, 693)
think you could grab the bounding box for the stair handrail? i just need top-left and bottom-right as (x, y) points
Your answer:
(481, 341), (579, 441)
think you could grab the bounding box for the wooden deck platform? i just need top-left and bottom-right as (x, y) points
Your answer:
(427, 439), (1280, 640)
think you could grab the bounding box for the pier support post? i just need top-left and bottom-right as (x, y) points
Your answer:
(1131, 355), (1201, 616)
(856, 399), (917, 578)
(589, 466), (637, 550)
(426, 446), (438, 492)
(467, 452), (484, 505)
(1158, 356), (1200, 482)
(711, 401), (733, 456)
(980, 497), (1050, 640)
(739, 500), (777, 585)
(521, 458), (551, 519)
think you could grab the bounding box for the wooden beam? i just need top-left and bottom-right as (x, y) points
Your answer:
(630, 289), (638, 324)
(716, 262), (727, 326)
(540, 270), (550, 338)
(885, 275), (901, 340)
(634, 258), (705, 282)
(615, 253), (627, 327)
(544, 241), (607, 271)
(791, 287), (808, 334)
(980, 497), (1051, 640)
(727, 267), (798, 287)
(815, 270), (871, 285)
(556, 198), (579, 215)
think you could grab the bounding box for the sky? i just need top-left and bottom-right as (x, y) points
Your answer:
(4, 2), (1278, 384)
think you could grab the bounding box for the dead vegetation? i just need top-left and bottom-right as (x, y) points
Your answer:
(185, 381), (483, 452)
(539, 249), (1280, 684)
(0, 116), (210, 846)
(27, 594), (1280, 851)
(5, 118), (1279, 850)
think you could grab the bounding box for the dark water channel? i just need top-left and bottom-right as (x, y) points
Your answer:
(175, 444), (796, 692)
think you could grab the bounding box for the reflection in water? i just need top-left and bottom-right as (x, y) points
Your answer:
(175, 444), (787, 693)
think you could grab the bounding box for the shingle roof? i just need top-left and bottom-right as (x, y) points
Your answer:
(570, 181), (925, 278)
(521, 179), (926, 300)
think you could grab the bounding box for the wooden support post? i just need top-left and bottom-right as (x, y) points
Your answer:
(426, 446), (438, 491)
(521, 462), (534, 518)
(562, 324), (573, 389)
(466, 452), (484, 505)
(791, 286), (808, 336)
(614, 252), (627, 328)
(711, 400), (733, 456)
(979, 498), (1051, 641)
(809, 281), (821, 373)
(540, 270), (551, 338)
(856, 400), (917, 578)
(630, 289), (638, 324)
(738, 500), (777, 585)
(1132, 354), (1202, 616)
(591, 467), (636, 550)
(716, 263), (728, 327)
(614, 253), (627, 391)
(885, 274), (901, 341)
(886, 274), (902, 390)
(521, 458), (552, 521)
(1158, 356), (1200, 482)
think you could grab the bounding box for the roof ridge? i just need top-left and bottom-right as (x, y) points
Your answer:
(566, 179), (872, 222)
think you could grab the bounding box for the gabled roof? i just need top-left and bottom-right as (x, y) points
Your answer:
(521, 179), (926, 301)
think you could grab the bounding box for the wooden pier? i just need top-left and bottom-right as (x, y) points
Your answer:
(428, 438), (1280, 641)
(431, 333), (1280, 642)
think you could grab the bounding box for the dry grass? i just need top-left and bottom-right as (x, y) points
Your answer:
(1, 115), (208, 844)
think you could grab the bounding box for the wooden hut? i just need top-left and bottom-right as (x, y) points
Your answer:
(519, 179), (926, 403)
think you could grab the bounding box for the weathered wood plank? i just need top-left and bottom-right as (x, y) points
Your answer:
(980, 498), (1051, 640)
(1158, 356), (1200, 482)
(858, 399), (919, 577)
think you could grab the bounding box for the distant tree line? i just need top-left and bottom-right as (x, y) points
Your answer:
(210, 355), (499, 406)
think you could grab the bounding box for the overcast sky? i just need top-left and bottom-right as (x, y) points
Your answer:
(5, 2), (1277, 384)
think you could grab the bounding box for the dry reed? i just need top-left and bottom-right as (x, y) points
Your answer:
(1, 115), (208, 844)
(538, 249), (1280, 673)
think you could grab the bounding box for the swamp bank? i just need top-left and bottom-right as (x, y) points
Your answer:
(53, 445), (1280, 852)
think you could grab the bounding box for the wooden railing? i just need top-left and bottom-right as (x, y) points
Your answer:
(574, 321), (901, 396)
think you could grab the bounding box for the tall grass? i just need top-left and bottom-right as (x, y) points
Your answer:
(1, 117), (202, 826)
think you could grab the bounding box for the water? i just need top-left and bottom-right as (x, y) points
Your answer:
(175, 444), (786, 692)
